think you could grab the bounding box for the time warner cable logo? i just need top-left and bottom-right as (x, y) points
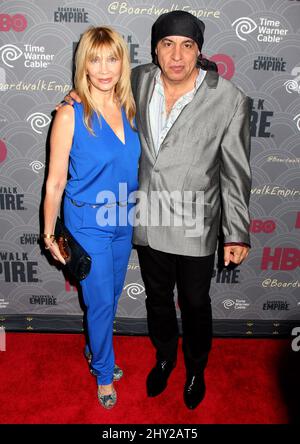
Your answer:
(283, 67), (300, 94)
(232, 17), (288, 42)
(124, 283), (144, 300)
(0, 44), (22, 67)
(232, 17), (257, 41)
(223, 299), (250, 309)
(293, 114), (300, 131)
(27, 112), (51, 134)
(30, 160), (45, 173)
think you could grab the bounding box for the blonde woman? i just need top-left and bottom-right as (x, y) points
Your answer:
(43, 27), (140, 409)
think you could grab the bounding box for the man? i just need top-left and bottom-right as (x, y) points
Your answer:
(66, 11), (251, 410)
(131, 11), (251, 410)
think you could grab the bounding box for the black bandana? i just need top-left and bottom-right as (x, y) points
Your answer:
(151, 11), (205, 62)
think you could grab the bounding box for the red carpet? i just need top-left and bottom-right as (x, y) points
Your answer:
(0, 333), (298, 424)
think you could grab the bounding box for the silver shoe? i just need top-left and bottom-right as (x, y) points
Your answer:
(98, 387), (117, 409)
(84, 350), (123, 381)
(112, 364), (123, 381)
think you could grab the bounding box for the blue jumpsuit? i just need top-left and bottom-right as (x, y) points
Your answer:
(64, 102), (140, 385)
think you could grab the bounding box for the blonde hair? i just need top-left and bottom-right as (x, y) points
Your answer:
(74, 26), (136, 134)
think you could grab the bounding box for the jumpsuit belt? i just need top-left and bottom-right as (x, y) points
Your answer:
(68, 196), (129, 208)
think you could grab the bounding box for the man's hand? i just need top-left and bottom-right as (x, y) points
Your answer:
(224, 245), (249, 267)
(55, 89), (81, 110)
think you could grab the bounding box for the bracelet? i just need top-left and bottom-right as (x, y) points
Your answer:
(41, 233), (55, 239)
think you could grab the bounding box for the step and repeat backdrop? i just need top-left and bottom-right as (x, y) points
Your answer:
(0, 0), (299, 336)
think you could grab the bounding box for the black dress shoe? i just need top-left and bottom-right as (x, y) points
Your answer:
(183, 373), (206, 409)
(146, 360), (176, 397)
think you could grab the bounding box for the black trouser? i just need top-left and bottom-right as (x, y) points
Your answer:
(137, 245), (215, 376)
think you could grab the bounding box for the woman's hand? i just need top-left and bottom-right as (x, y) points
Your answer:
(56, 90), (81, 110)
(44, 238), (66, 265)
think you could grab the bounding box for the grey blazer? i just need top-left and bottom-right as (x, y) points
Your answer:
(131, 63), (251, 257)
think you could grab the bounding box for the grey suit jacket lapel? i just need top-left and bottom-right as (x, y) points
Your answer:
(138, 67), (219, 159)
(138, 66), (158, 159)
(160, 70), (219, 145)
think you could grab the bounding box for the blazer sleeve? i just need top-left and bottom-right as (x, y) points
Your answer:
(219, 95), (252, 245)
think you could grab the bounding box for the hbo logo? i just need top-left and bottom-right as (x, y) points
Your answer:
(250, 219), (276, 233)
(0, 14), (27, 32)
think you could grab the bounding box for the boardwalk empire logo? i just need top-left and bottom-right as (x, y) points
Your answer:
(0, 251), (38, 282)
(54, 6), (89, 23)
(253, 56), (287, 72)
(73, 34), (139, 65)
(0, 186), (25, 210)
(249, 98), (273, 138)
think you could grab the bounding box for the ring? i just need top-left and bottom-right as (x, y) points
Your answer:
(45, 246), (50, 250)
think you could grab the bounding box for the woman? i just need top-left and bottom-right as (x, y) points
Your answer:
(43, 26), (140, 409)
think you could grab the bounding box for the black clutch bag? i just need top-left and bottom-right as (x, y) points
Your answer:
(54, 217), (91, 281)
